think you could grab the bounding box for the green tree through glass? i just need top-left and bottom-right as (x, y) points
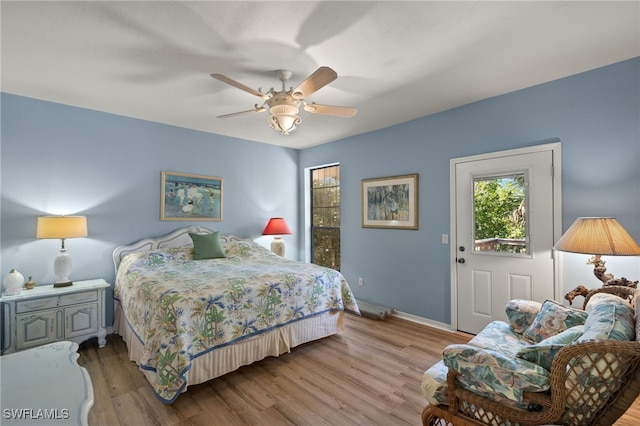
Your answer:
(311, 166), (341, 270)
(474, 174), (527, 253)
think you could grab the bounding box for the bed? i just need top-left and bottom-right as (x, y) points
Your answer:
(112, 226), (359, 403)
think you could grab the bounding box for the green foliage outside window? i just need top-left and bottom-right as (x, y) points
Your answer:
(311, 166), (340, 270)
(474, 176), (526, 253)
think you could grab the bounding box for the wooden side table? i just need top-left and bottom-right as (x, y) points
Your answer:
(1, 279), (109, 354)
(0, 341), (93, 425)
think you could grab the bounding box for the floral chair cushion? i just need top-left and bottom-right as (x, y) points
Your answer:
(522, 299), (589, 343)
(422, 360), (450, 406)
(505, 299), (542, 334)
(516, 325), (584, 370)
(421, 360), (531, 410)
(467, 321), (530, 358)
(442, 344), (550, 404)
(579, 292), (635, 342)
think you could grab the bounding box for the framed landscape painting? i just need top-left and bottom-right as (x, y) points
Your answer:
(161, 171), (223, 221)
(362, 174), (418, 229)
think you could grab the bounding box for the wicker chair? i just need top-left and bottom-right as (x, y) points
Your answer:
(422, 286), (640, 426)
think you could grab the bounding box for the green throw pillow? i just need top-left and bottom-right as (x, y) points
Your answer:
(189, 232), (226, 260)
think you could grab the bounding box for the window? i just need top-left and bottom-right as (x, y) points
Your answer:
(473, 172), (529, 255)
(310, 165), (340, 270)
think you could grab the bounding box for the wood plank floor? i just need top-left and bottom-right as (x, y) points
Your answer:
(77, 314), (639, 425)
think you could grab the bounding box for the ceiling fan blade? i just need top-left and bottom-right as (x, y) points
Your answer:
(292, 66), (337, 99)
(304, 103), (357, 118)
(211, 74), (269, 99)
(217, 106), (266, 119)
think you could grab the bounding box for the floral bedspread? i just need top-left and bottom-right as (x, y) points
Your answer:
(114, 236), (359, 403)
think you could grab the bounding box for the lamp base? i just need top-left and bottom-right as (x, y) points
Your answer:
(53, 248), (73, 286)
(270, 237), (285, 257)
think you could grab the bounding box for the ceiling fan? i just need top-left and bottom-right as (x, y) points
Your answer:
(211, 66), (357, 136)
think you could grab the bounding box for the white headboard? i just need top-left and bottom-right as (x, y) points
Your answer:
(112, 226), (214, 272)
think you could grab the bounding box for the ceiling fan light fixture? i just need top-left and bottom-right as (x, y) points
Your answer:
(268, 112), (300, 136)
(268, 103), (300, 136)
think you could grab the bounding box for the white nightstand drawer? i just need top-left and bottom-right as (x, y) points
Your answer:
(16, 297), (58, 313)
(59, 290), (97, 307)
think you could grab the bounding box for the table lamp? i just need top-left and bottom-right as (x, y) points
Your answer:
(37, 215), (88, 287)
(262, 217), (292, 256)
(554, 217), (640, 285)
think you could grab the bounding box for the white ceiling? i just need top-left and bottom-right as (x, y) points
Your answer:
(2, 1), (639, 149)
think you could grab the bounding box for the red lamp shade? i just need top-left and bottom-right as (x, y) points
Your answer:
(262, 218), (292, 236)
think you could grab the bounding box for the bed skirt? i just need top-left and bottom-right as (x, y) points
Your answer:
(113, 300), (345, 396)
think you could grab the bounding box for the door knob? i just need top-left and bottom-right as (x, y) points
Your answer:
(457, 258), (466, 264)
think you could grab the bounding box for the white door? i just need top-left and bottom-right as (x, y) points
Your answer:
(453, 145), (560, 334)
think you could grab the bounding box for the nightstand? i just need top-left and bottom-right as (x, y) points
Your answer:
(1, 278), (109, 355)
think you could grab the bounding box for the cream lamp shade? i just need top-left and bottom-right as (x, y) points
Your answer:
(262, 218), (292, 257)
(37, 216), (88, 239)
(554, 217), (640, 285)
(37, 216), (88, 287)
(554, 217), (640, 256)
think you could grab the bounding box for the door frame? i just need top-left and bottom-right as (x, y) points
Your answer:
(449, 142), (563, 332)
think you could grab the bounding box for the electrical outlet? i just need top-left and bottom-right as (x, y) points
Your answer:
(358, 277), (364, 286)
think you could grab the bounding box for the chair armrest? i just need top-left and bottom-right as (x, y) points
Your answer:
(547, 339), (640, 424)
(442, 340), (640, 425)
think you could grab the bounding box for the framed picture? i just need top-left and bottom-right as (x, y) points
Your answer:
(362, 174), (418, 229)
(161, 171), (223, 221)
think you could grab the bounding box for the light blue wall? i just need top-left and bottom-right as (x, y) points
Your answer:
(0, 95), (299, 324)
(2, 58), (639, 330)
(299, 58), (640, 324)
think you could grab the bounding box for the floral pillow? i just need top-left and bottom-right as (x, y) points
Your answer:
(442, 344), (550, 403)
(579, 293), (635, 342)
(522, 300), (588, 343)
(516, 325), (584, 370)
(127, 247), (192, 269)
(505, 299), (543, 334)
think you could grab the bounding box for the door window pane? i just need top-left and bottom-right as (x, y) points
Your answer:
(473, 173), (528, 255)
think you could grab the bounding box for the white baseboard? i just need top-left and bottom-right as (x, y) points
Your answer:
(391, 310), (454, 332)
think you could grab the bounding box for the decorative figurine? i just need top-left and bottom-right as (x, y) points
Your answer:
(3, 269), (24, 296)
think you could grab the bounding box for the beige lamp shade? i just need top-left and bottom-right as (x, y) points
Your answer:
(37, 216), (88, 239)
(554, 217), (640, 256)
